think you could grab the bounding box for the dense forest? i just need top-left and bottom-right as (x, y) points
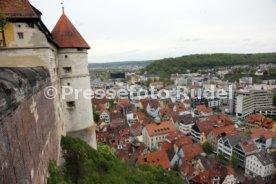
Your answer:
(48, 136), (182, 184)
(143, 53), (276, 77)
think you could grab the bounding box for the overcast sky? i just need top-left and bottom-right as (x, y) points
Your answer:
(30, 0), (276, 63)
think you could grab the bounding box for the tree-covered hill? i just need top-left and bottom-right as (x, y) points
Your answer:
(143, 53), (276, 77)
(48, 136), (182, 184)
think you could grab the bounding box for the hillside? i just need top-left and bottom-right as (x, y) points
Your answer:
(48, 136), (182, 184)
(143, 53), (276, 77)
(89, 60), (153, 70)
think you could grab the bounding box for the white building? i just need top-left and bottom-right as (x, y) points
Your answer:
(239, 77), (253, 85)
(142, 121), (176, 150)
(235, 89), (273, 119)
(217, 134), (258, 168)
(99, 110), (110, 124)
(245, 151), (274, 182)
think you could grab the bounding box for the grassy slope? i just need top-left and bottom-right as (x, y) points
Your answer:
(48, 136), (182, 184)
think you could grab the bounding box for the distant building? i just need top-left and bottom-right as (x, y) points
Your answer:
(235, 89), (273, 119)
(239, 77), (253, 85)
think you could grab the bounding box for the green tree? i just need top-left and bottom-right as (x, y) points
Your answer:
(0, 11), (7, 29)
(48, 136), (183, 184)
(93, 107), (100, 122)
(273, 93), (276, 106)
(109, 99), (115, 109)
(230, 153), (239, 170)
(202, 142), (212, 154)
(218, 152), (225, 161)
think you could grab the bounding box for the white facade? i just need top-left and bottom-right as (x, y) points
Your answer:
(176, 122), (194, 135)
(245, 152), (274, 182)
(58, 48), (96, 148)
(235, 90), (273, 119)
(142, 128), (170, 150)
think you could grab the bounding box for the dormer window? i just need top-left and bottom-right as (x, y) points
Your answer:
(63, 67), (72, 73)
(17, 32), (24, 39)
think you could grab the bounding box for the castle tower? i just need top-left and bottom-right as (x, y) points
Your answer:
(52, 12), (97, 149)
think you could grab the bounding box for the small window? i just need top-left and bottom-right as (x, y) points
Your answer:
(28, 23), (34, 28)
(67, 83), (70, 86)
(65, 55), (68, 59)
(17, 24), (21, 28)
(63, 67), (72, 73)
(17, 32), (24, 39)
(66, 101), (75, 108)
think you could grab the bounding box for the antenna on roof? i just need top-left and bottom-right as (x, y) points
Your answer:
(61, 2), (65, 14)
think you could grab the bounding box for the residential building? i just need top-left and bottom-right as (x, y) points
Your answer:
(99, 110), (110, 124)
(172, 114), (198, 135)
(194, 105), (214, 117)
(207, 125), (237, 153)
(217, 134), (258, 168)
(239, 77), (253, 85)
(142, 121), (176, 150)
(245, 114), (276, 129)
(110, 110), (125, 128)
(245, 151), (274, 182)
(250, 128), (276, 149)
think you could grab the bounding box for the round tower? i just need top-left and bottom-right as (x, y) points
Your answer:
(52, 13), (96, 149)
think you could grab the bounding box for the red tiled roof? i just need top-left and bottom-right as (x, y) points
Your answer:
(140, 99), (160, 110)
(180, 161), (197, 179)
(251, 128), (276, 139)
(175, 136), (193, 147)
(209, 125), (237, 138)
(117, 99), (130, 106)
(196, 121), (215, 135)
(137, 149), (171, 169)
(246, 114), (264, 123)
(182, 143), (203, 161)
(0, 0), (39, 18)
(159, 108), (173, 116)
(145, 121), (176, 137)
(239, 140), (258, 153)
(52, 14), (90, 49)
(136, 112), (150, 125)
(196, 105), (213, 113)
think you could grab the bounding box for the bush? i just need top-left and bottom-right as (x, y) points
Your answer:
(202, 142), (212, 154)
(48, 136), (182, 184)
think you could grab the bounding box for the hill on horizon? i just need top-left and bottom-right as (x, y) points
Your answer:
(89, 60), (153, 70)
(143, 53), (276, 77)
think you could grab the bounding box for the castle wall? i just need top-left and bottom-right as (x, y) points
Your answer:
(0, 68), (60, 184)
(2, 22), (50, 48)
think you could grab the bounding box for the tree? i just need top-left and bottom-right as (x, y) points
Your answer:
(93, 107), (100, 122)
(145, 78), (152, 87)
(202, 142), (212, 154)
(218, 152), (225, 161)
(0, 11), (7, 29)
(48, 136), (183, 184)
(230, 153), (239, 170)
(109, 99), (115, 109)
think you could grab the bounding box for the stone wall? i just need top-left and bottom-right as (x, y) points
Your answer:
(0, 67), (60, 184)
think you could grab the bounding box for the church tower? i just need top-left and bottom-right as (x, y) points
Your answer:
(52, 12), (96, 149)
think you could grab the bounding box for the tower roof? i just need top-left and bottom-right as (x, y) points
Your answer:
(52, 14), (90, 49)
(0, 0), (40, 19)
